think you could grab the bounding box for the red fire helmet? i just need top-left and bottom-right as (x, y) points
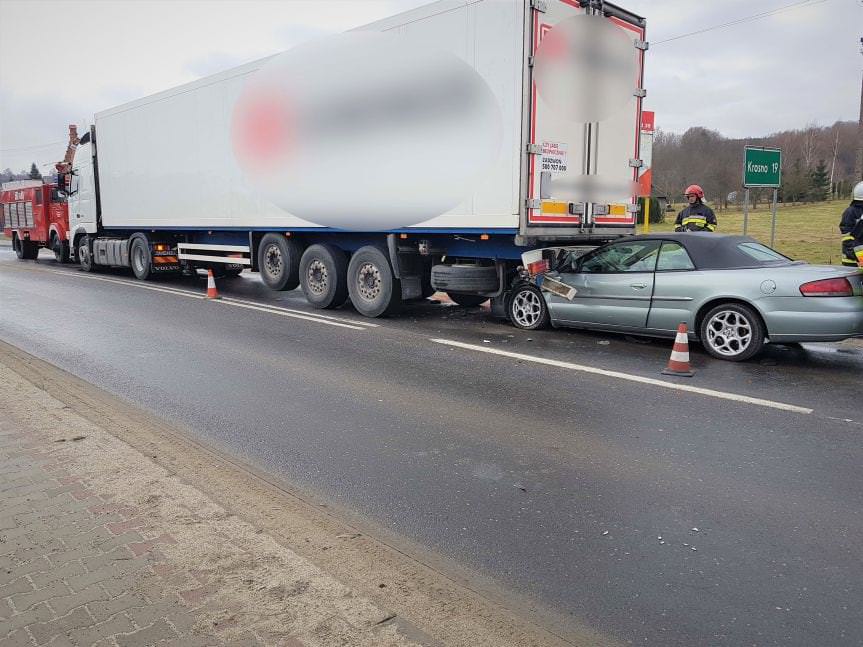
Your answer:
(684, 184), (704, 199)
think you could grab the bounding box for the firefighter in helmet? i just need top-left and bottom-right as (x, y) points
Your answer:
(839, 181), (863, 268)
(674, 184), (717, 232)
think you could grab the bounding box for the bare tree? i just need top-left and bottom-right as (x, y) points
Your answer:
(799, 123), (821, 171)
(829, 125), (841, 197)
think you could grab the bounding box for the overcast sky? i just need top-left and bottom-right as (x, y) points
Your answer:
(1, 0), (860, 173)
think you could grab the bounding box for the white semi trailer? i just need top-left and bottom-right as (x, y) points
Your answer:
(59, 0), (647, 319)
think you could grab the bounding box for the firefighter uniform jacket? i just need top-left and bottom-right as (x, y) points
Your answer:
(674, 203), (717, 232)
(839, 200), (863, 267)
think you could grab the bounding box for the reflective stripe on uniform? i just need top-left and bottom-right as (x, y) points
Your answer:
(682, 217), (707, 226)
(855, 245), (863, 267)
(842, 258), (859, 266)
(705, 223), (717, 232)
(842, 234), (854, 242)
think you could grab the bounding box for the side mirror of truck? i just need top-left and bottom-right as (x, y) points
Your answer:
(67, 171), (79, 196)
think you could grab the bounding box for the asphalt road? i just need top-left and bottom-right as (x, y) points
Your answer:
(2, 247), (862, 646)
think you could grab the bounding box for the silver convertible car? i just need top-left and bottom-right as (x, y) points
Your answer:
(506, 233), (863, 361)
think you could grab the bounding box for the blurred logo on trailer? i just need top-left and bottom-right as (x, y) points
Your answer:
(231, 32), (502, 231)
(533, 14), (638, 124)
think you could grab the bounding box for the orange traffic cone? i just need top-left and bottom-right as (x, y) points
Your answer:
(662, 322), (694, 377)
(206, 269), (221, 300)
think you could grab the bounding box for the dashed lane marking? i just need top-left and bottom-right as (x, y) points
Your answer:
(431, 338), (814, 415)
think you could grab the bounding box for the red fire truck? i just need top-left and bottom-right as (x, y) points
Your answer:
(1, 179), (70, 262)
(1, 125), (77, 262)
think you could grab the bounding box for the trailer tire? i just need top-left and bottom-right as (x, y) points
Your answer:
(130, 238), (153, 280)
(78, 236), (96, 273)
(300, 244), (348, 309)
(431, 264), (498, 293)
(259, 234), (302, 291)
(446, 292), (489, 307)
(347, 245), (401, 317)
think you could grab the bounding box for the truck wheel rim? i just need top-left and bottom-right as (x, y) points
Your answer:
(512, 289), (543, 327)
(306, 259), (329, 295)
(706, 310), (752, 357)
(264, 245), (283, 277)
(357, 262), (381, 301)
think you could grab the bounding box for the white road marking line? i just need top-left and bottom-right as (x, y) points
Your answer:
(221, 297), (379, 327)
(50, 272), (206, 299)
(42, 269), (365, 330)
(431, 338), (814, 415)
(44, 269), (377, 327)
(217, 299), (366, 329)
(44, 270), (204, 298)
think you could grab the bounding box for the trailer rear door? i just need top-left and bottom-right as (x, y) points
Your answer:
(522, 0), (645, 240)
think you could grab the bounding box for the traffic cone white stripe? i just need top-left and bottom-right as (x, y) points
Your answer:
(670, 350), (689, 363)
(675, 332), (688, 344)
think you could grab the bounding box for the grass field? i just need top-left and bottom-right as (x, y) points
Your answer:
(646, 200), (850, 266)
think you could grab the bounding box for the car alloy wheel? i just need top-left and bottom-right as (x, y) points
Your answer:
(705, 309), (752, 358)
(508, 284), (549, 330)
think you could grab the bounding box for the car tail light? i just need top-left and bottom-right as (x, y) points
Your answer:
(799, 277), (853, 297)
(527, 259), (550, 276)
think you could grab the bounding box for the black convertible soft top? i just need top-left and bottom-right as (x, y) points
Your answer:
(618, 233), (793, 270)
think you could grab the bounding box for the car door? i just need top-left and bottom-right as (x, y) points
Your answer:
(547, 240), (660, 328)
(646, 240), (701, 334)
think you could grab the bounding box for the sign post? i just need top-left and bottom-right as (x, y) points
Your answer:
(742, 146), (782, 242)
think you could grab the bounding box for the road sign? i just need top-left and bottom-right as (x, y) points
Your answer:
(640, 110), (655, 133)
(743, 146), (781, 188)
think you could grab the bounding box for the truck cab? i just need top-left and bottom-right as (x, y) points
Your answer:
(66, 130), (99, 257)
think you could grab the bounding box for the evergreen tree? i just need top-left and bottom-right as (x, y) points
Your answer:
(807, 159), (829, 202)
(28, 162), (41, 180)
(784, 158), (810, 204)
